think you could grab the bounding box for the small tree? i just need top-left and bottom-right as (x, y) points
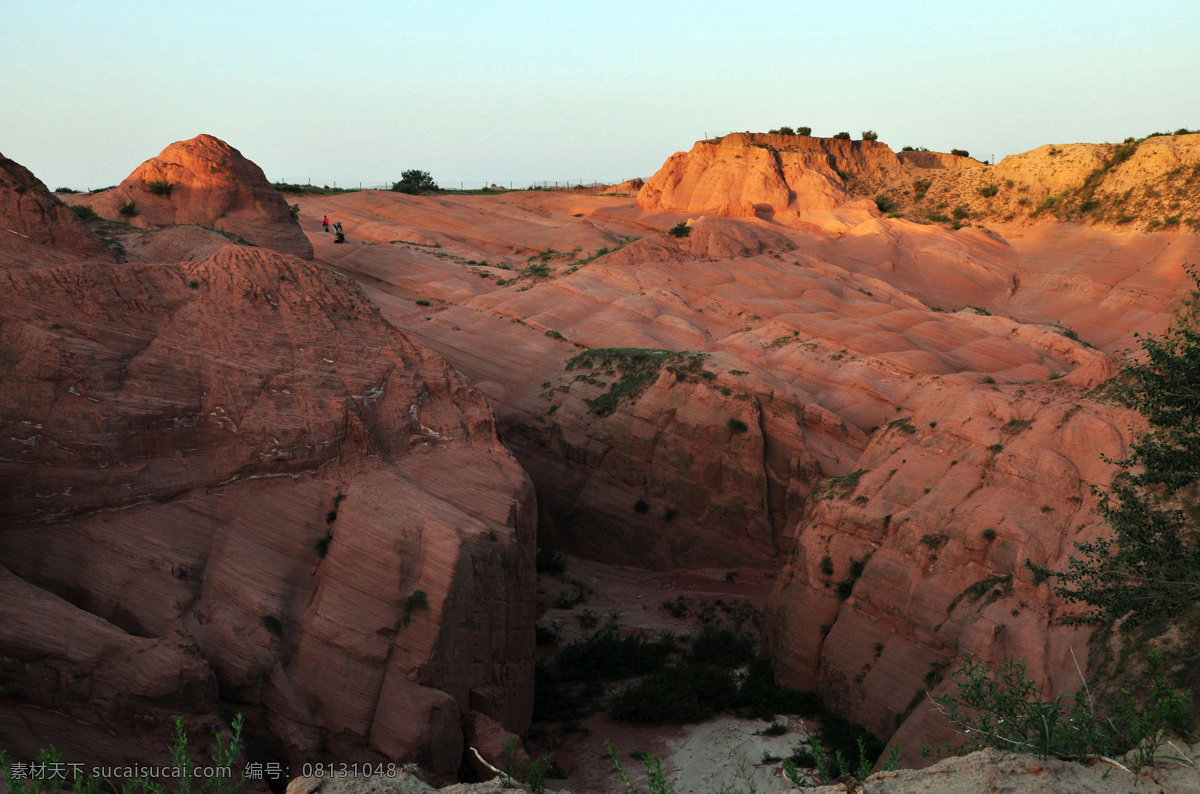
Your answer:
(797, 126), (812, 136)
(861, 130), (879, 141)
(833, 131), (851, 140)
(1030, 276), (1200, 625)
(951, 148), (970, 158)
(392, 169), (439, 194)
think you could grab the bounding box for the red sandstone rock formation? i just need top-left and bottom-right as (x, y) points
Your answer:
(636, 133), (906, 219)
(764, 380), (1137, 766)
(0, 152), (114, 259)
(0, 242), (532, 776)
(82, 134), (313, 259)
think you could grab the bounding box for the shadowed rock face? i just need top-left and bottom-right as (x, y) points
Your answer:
(0, 244), (533, 775)
(79, 134), (313, 259)
(0, 152), (114, 259)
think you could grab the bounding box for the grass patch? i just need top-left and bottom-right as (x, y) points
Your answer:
(811, 469), (868, 501)
(948, 574), (1013, 613)
(1002, 417), (1034, 434)
(566, 348), (705, 416)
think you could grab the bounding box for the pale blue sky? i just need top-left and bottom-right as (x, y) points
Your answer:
(3, 0), (1197, 189)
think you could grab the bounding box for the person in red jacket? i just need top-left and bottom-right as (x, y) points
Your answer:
(321, 215), (330, 232)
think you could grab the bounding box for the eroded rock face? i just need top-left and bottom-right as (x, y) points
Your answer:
(80, 134), (313, 259)
(292, 182), (1196, 764)
(0, 245), (533, 775)
(0, 152), (113, 259)
(636, 133), (905, 219)
(765, 381), (1137, 766)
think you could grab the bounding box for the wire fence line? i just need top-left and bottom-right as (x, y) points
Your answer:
(271, 179), (644, 193)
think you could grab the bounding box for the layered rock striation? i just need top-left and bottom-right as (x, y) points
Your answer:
(0, 191), (531, 775)
(0, 152), (114, 260)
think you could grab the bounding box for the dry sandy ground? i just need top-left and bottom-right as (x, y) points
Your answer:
(534, 555), (800, 794)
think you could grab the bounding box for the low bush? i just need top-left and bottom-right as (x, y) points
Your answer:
(146, 179), (171, 196)
(932, 651), (1195, 769)
(861, 130), (879, 141)
(667, 221), (690, 238)
(261, 614), (283, 637)
(833, 132), (851, 140)
(118, 201), (138, 217)
(536, 545), (567, 575)
(402, 589), (429, 625)
(951, 148), (969, 158)
(70, 204), (99, 221)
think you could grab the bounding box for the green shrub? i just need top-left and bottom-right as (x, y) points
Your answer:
(667, 221), (690, 238)
(762, 720), (788, 736)
(728, 417), (748, 433)
(118, 201), (138, 217)
(552, 578), (592, 609)
(187, 279), (200, 289)
(315, 531), (333, 557)
(0, 715), (247, 794)
(392, 169), (439, 194)
(833, 132), (851, 140)
(951, 205), (969, 220)
(555, 626), (674, 682)
(605, 742), (673, 794)
(608, 661), (740, 723)
(820, 555), (835, 576)
(874, 194), (895, 213)
(261, 614), (283, 637)
(503, 738), (554, 794)
(861, 130), (879, 141)
(536, 545), (567, 575)
(69, 204), (98, 220)
(288, 203), (300, 222)
(769, 125), (796, 135)
(797, 126), (812, 136)
(689, 625), (756, 668)
(146, 179), (171, 196)
(932, 651), (1194, 768)
(982, 528), (996, 541)
(951, 148), (969, 158)
(566, 348), (703, 416)
(415, 299), (431, 306)
(402, 589), (429, 625)
(978, 184), (998, 198)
